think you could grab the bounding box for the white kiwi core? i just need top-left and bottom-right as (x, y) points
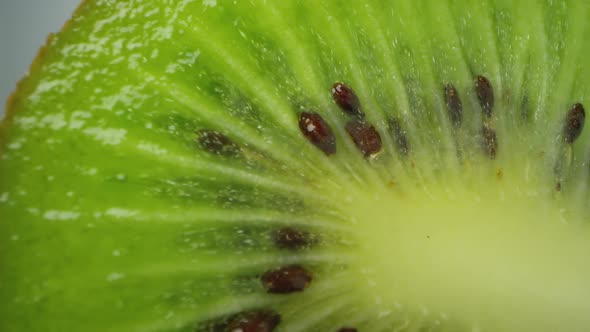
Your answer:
(342, 167), (590, 332)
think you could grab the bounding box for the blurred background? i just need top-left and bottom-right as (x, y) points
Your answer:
(0, 0), (80, 116)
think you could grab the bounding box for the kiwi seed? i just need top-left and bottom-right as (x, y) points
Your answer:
(481, 125), (498, 159)
(563, 102), (585, 144)
(556, 181), (562, 192)
(388, 117), (410, 157)
(475, 75), (494, 117)
(197, 129), (241, 156)
(260, 265), (312, 294)
(298, 111), (337, 155)
(336, 328), (358, 332)
(331, 82), (364, 117)
(345, 119), (382, 157)
(444, 83), (463, 128)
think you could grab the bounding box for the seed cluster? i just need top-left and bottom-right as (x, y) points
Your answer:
(299, 78), (504, 160)
(332, 83), (383, 157)
(199, 76), (586, 331)
(473, 75), (498, 159)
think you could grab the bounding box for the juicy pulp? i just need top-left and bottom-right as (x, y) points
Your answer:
(2, 0), (590, 331)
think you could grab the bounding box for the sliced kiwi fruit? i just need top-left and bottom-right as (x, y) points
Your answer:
(2, 0), (590, 331)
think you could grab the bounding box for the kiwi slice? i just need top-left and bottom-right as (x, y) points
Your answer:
(2, 0), (590, 331)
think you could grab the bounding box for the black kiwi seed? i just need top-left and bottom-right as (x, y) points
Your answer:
(563, 102), (585, 144)
(331, 82), (364, 117)
(444, 83), (463, 127)
(388, 117), (410, 157)
(225, 310), (281, 332)
(556, 181), (562, 192)
(482, 125), (498, 159)
(260, 265), (312, 294)
(345, 119), (382, 158)
(475, 75), (494, 117)
(196, 129), (241, 156)
(337, 328), (358, 332)
(298, 112), (337, 155)
(272, 227), (314, 250)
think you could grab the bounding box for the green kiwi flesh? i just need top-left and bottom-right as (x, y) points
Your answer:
(2, 0), (590, 331)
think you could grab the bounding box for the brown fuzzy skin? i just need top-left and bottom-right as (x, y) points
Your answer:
(0, 0), (93, 154)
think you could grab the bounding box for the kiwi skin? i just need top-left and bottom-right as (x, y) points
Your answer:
(2, 1), (590, 332)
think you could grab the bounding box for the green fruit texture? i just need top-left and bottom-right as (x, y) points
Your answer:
(2, 0), (590, 331)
